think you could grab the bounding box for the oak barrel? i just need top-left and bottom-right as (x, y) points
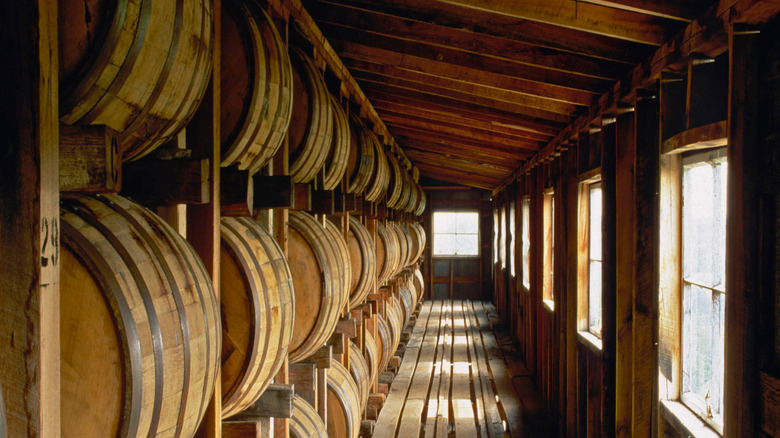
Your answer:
(59, 0), (213, 160)
(412, 268), (425, 305)
(375, 314), (393, 374)
(414, 184), (427, 216)
(363, 330), (380, 392)
(406, 222), (426, 266)
(290, 396), (327, 438)
(219, 217), (295, 418)
(327, 361), (361, 438)
(348, 341), (371, 412)
(60, 194), (220, 438)
(287, 210), (349, 362)
(345, 114), (375, 195)
(386, 296), (404, 355)
(385, 153), (404, 209)
(288, 47), (334, 183)
(398, 282), (415, 329)
(323, 94), (350, 190)
(332, 216), (376, 309)
(390, 222), (412, 272)
(363, 131), (390, 203)
(220, 1), (293, 174)
(375, 222), (400, 286)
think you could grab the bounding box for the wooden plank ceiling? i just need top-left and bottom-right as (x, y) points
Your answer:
(301, 0), (713, 190)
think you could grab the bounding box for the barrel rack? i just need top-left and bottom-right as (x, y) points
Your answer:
(0, 0), (427, 437)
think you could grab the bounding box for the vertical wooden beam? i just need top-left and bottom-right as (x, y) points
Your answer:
(0, 0), (60, 436)
(632, 93), (660, 438)
(614, 110), (635, 438)
(189, 1), (221, 437)
(564, 147), (580, 437)
(725, 23), (761, 438)
(600, 119), (617, 438)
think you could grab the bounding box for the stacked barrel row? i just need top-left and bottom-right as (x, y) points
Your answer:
(55, 0), (427, 437)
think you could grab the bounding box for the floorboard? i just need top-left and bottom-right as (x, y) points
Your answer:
(372, 300), (548, 437)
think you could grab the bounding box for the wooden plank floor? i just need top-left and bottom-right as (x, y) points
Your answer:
(373, 300), (551, 437)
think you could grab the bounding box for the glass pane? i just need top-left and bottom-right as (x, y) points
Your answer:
(714, 161), (727, 290)
(683, 163), (715, 286)
(522, 199), (531, 289)
(509, 202), (516, 277)
(434, 212), (458, 234)
(682, 283), (714, 402)
(589, 260), (602, 335)
(434, 234), (458, 256)
(589, 183), (602, 261)
(456, 234), (479, 256)
(457, 212), (479, 234)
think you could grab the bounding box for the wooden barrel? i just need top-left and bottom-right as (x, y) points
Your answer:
(406, 222), (425, 266)
(59, 0), (213, 161)
(412, 268), (425, 304)
(404, 175), (420, 214)
(345, 114), (375, 195)
(414, 184), (427, 216)
(375, 222), (400, 286)
(219, 217), (295, 418)
(348, 341), (371, 412)
(290, 396), (327, 438)
(287, 47), (333, 183)
(364, 330), (380, 391)
(395, 170), (413, 212)
(334, 216), (376, 309)
(323, 94), (350, 190)
(375, 314), (392, 374)
(364, 131), (390, 202)
(398, 282), (415, 328)
(327, 361), (361, 438)
(287, 210), (349, 362)
(389, 222), (411, 274)
(385, 153), (404, 209)
(220, 1), (293, 174)
(60, 194), (220, 438)
(324, 219), (353, 308)
(385, 296), (404, 355)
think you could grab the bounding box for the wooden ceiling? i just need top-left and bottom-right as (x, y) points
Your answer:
(301, 0), (715, 190)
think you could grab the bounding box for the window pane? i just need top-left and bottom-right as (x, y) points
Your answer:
(683, 163), (715, 286)
(589, 260), (602, 335)
(589, 183), (602, 261)
(522, 198), (530, 290)
(433, 211), (480, 256)
(509, 202), (516, 277)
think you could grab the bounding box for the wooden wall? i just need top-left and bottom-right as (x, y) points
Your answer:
(421, 186), (491, 302)
(491, 14), (780, 438)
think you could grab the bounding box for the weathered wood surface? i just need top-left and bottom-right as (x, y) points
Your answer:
(374, 300), (545, 437)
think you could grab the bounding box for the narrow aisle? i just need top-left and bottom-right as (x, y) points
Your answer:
(373, 300), (550, 437)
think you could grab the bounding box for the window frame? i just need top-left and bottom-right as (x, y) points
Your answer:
(542, 187), (555, 309)
(521, 196), (531, 292)
(577, 174), (603, 340)
(431, 210), (481, 258)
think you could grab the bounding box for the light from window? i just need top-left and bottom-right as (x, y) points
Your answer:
(500, 206), (507, 269)
(433, 211), (480, 256)
(521, 198), (530, 290)
(509, 200), (516, 278)
(681, 149), (727, 432)
(543, 190), (554, 305)
(588, 183), (603, 336)
(493, 209), (499, 263)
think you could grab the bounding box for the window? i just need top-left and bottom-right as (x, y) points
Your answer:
(433, 211), (480, 257)
(499, 206), (507, 269)
(588, 182), (603, 336)
(493, 209), (499, 263)
(521, 197), (530, 290)
(509, 199), (516, 278)
(681, 149), (727, 432)
(543, 189), (554, 307)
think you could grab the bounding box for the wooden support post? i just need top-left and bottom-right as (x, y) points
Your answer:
(632, 92), (660, 437)
(221, 167), (253, 216)
(233, 384), (294, 419)
(253, 175), (294, 210)
(289, 363), (318, 408)
(312, 189), (336, 214)
(59, 124), (121, 193)
(563, 147), (579, 437)
(189, 1), (221, 437)
(293, 183), (312, 210)
(222, 418), (269, 438)
(725, 23), (761, 438)
(0, 0), (60, 436)
(601, 117), (617, 438)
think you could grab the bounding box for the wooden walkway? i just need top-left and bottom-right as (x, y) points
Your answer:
(373, 300), (550, 438)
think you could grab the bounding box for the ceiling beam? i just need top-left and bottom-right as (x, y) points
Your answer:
(359, 81), (573, 125)
(391, 128), (533, 159)
(434, 0), (676, 45)
(366, 91), (564, 136)
(414, 163), (501, 190)
(401, 140), (527, 166)
(306, 0), (653, 64)
(577, 0), (706, 21)
(348, 63), (581, 116)
(406, 151), (512, 176)
(371, 100), (554, 142)
(331, 40), (597, 106)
